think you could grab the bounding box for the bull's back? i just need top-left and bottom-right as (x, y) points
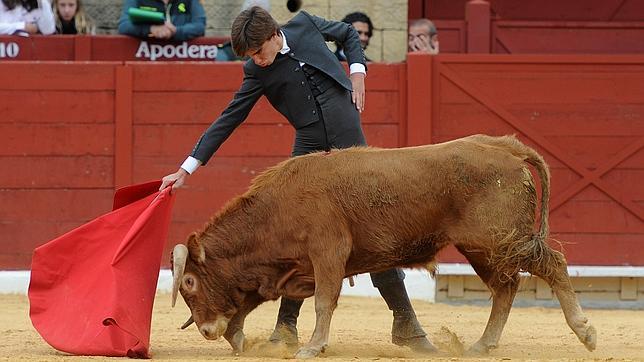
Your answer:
(323, 139), (528, 233)
(249, 136), (539, 271)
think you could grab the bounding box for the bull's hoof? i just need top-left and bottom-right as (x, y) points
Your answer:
(294, 346), (322, 359)
(392, 335), (437, 353)
(467, 340), (495, 355)
(580, 324), (597, 351)
(224, 329), (246, 354)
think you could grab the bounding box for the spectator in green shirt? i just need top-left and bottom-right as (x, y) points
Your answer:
(118, 0), (205, 42)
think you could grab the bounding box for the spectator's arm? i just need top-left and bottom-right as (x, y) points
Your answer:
(37, 0), (56, 35)
(172, 0), (205, 41)
(0, 21), (26, 35)
(118, 0), (152, 38)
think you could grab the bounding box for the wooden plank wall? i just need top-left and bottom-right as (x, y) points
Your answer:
(1, 56), (642, 269)
(492, 21), (644, 54)
(0, 35), (229, 61)
(409, 0), (644, 55)
(428, 55), (644, 265)
(0, 61), (405, 269)
(1, 62), (119, 269)
(423, 0), (644, 21)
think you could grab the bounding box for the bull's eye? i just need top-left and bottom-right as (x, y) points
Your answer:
(183, 275), (197, 292)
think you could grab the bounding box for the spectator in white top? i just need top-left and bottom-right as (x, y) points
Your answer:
(0, 0), (55, 35)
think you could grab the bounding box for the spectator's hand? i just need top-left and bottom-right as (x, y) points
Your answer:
(149, 24), (173, 39)
(160, 168), (189, 191)
(350, 72), (365, 113)
(24, 22), (39, 34)
(410, 35), (439, 55)
(410, 35), (431, 52)
(428, 39), (439, 55)
(165, 21), (177, 36)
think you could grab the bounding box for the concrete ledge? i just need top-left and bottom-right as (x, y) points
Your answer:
(434, 264), (644, 309)
(0, 271), (31, 294)
(437, 263), (644, 277)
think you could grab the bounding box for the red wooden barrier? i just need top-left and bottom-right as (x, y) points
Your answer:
(421, 0), (644, 21)
(0, 61), (405, 269)
(1, 55), (643, 270)
(409, 0), (644, 55)
(492, 21), (644, 54)
(0, 35), (229, 61)
(430, 54), (644, 264)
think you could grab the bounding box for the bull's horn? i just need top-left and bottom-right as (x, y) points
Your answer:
(172, 244), (189, 307)
(180, 315), (194, 330)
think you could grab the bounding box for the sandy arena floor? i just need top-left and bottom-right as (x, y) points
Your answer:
(1, 293), (642, 361)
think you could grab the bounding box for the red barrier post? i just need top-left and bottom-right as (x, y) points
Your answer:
(406, 52), (433, 146)
(115, 66), (133, 190)
(465, 0), (491, 53)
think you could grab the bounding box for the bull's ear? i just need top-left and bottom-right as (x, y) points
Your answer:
(186, 233), (206, 264)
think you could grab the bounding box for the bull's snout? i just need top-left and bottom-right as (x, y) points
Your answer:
(198, 317), (230, 340)
(199, 324), (220, 340)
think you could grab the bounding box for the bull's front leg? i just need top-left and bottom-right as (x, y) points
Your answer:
(294, 261), (345, 358)
(223, 311), (248, 354)
(224, 294), (263, 354)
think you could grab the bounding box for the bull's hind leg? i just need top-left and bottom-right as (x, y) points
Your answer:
(456, 246), (519, 354)
(525, 248), (597, 351)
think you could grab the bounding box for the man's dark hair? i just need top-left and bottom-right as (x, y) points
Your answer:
(341, 11), (373, 37)
(231, 6), (280, 56)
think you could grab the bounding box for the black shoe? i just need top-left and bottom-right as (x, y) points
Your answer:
(392, 335), (438, 353)
(268, 298), (302, 346)
(391, 310), (437, 353)
(373, 273), (437, 353)
(268, 322), (299, 346)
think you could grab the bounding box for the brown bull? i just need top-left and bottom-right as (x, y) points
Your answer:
(171, 134), (597, 358)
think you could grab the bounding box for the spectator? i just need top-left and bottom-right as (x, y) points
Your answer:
(0, 0), (55, 35)
(118, 0), (205, 42)
(52, 0), (95, 34)
(159, 5), (436, 355)
(408, 18), (438, 54)
(335, 11), (372, 61)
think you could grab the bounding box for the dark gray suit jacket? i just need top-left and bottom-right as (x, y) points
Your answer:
(190, 10), (367, 165)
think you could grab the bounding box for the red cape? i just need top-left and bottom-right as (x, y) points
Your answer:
(28, 181), (175, 358)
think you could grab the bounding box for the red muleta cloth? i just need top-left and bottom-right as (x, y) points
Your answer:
(28, 181), (175, 358)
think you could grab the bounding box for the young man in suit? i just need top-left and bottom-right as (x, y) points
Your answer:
(160, 6), (436, 353)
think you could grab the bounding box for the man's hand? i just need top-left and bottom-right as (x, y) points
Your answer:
(350, 72), (365, 113)
(410, 35), (439, 55)
(165, 21), (177, 36)
(160, 168), (189, 191)
(24, 22), (38, 34)
(149, 23), (175, 39)
(410, 35), (430, 52)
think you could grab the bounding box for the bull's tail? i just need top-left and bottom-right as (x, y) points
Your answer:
(519, 140), (550, 241)
(474, 134), (550, 240)
(476, 135), (559, 282)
